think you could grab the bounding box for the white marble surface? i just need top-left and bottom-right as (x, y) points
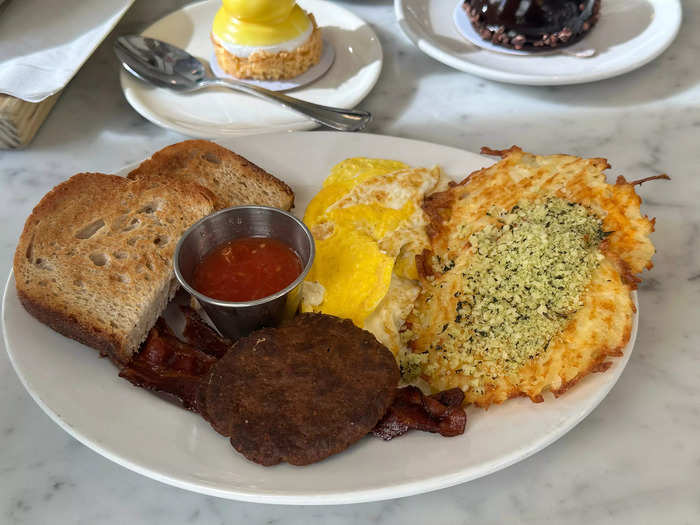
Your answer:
(1, 0), (699, 523)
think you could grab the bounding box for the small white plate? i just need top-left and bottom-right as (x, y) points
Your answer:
(395, 0), (681, 85)
(120, 0), (382, 137)
(3, 132), (638, 504)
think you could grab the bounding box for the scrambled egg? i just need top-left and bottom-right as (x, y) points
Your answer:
(301, 158), (441, 354)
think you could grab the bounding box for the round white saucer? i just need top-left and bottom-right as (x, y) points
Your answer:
(395, 0), (681, 86)
(120, 0), (382, 137)
(209, 38), (336, 92)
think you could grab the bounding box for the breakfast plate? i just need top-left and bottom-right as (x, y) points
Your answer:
(395, 0), (682, 85)
(3, 132), (638, 504)
(120, 0), (382, 137)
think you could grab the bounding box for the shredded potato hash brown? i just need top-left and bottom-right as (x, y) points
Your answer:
(404, 147), (657, 407)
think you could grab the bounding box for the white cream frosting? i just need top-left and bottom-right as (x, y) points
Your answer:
(212, 24), (313, 58)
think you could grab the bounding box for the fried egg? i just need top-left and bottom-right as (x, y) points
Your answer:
(301, 158), (442, 355)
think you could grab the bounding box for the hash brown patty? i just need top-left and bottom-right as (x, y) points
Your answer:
(406, 147), (656, 407)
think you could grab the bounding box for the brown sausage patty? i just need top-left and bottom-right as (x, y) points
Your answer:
(199, 313), (400, 466)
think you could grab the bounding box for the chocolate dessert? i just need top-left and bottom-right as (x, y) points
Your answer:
(463, 0), (600, 50)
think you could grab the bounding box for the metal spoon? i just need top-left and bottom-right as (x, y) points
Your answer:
(114, 35), (371, 132)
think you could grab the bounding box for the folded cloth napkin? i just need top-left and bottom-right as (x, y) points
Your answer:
(0, 0), (134, 102)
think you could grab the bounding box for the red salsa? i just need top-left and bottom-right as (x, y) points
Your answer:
(192, 237), (302, 302)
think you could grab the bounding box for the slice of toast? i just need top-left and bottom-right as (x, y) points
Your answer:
(14, 173), (215, 365)
(127, 140), (294, 211)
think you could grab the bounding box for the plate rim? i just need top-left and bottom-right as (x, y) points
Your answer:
(394, 0), (682, 86)
(120, 0), (383, 137)
(2, 131), (639, 504)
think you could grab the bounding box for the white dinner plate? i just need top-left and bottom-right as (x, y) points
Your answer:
(3, 132), (637, 504)
(120, 0), (382, 137)
(395, 0), (681, 85)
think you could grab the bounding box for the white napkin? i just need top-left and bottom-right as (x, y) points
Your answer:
(0, 0), (134, 102)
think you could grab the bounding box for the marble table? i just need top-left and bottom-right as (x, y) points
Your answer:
(1, 1), (698, 523)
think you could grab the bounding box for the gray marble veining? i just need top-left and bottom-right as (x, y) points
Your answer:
(1, 0), (699, 523)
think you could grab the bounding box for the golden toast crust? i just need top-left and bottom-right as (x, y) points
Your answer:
(127, 140), (294, 211)
(14, 172), (215, 364)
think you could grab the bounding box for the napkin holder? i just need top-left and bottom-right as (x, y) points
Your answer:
(0, 92), (62, 149)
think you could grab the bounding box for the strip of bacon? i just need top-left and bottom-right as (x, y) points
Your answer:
(373, 386), (467, 440)
(119, 318), (218, 411)
(180, 305), (232, 358)
(121, 316), (468, 441)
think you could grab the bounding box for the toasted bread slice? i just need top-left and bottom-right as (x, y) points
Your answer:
(127, 140), (294, 211)
(14, 173), (215, 365)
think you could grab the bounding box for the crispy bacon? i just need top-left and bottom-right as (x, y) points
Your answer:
(121, 315), (467, 443)
(180, 305), (232, 358)
(373, 386), (467, 440)
(119, 318), (218, 411)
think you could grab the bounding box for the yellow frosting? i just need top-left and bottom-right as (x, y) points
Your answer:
(212, 0), (311, 47)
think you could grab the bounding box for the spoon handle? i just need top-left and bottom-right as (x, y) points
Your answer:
(202, 77), (371, 132)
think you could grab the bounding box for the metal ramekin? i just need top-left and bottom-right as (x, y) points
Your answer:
(173, 206), (315, 341)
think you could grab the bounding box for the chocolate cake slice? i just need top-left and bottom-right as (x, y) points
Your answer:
(464, 0), (601, 50)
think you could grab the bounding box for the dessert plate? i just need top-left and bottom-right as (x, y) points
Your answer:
(120, 0), (382, 137)
(3, 132), (638, 505)
(395, 0), (681, 85)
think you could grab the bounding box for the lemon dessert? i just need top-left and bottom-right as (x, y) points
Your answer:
(211, 0), (323, 80)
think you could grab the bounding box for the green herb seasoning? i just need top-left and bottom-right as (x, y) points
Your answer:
(421, 197), (606, 383)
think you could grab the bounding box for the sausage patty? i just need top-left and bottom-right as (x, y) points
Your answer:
(199, 313), (400, 466)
